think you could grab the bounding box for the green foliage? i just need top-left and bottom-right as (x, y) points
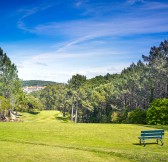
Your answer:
(30, 90), (41, 98)
(68, 74), (86, 89)
(0, 48), (24, 119)
(17, 94), (43, 112)
(40, 84), (68, 110)
(111, 108), (146, 124)
(0, 96), (10, 111)
(0, 48), (22, 100)
(127, 108), (146, 124)
(147, 98), (168, 125)
(0, 96), (11, 120)
(111, 111), (128, 123)
(111, 112), (119, 123)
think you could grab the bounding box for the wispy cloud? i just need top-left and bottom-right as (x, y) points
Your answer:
(24, 16), (168, 51)
(18, 10), (168, 38)
(17, 2), (57, 32)
(56, 35), (98, 52)
(35, 62), (48, 66)
(127, 0), (168, 10)
(74, 0), (88, 8)
(16, 0), (168, 42)
(31, 50), (117, 62)
(127, 0), (144, 5)
(142, 1), (168, 10)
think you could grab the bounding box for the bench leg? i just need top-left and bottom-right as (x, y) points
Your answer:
(160, 139), (164, 146)
(156, 139), (158, 144)
(139, 139), (142, 145)
(142, 140), (146, 147)
(143, 142), (146, 147)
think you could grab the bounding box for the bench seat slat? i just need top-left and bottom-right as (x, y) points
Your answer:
(139, 136), (163, 139)
(141, 130), (164, 133)
(141, 133), (164, 136)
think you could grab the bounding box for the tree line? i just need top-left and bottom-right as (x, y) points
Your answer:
(0, 40), (168, 124)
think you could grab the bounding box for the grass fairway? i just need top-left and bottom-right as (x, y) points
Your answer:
(0, 111), (167, 162)
(19, 110), (62, 122)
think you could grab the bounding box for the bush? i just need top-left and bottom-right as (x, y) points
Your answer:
(0, 96), (10, 111)
(111, 111), (128, 123)
(147, 98), (168, 125)
(127, 108), (146, 124)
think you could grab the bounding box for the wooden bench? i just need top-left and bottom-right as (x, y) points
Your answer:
(138, 129), (164, 146)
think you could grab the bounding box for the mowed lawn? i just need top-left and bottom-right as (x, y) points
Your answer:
(0, 111), (167, 162)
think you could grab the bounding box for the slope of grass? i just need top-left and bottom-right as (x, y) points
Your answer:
(0, 112), (167, 162)
(19, 110), (67, 122)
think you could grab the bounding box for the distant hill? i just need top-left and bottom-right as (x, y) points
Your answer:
(22, 80), (58, 87)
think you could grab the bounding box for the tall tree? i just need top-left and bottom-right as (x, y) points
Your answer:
(68, 74), (86, 123)
(0, 48), (22, 119)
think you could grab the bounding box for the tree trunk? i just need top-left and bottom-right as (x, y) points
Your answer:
(71, 103), (74, 122)
(166, 84), (168, 97)
(75, 100), (78, 123)
(63, 107), (66, 117)
(150, 87), (154, 102)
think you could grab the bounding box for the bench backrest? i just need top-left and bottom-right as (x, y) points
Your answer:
(141, 130), (164, 137)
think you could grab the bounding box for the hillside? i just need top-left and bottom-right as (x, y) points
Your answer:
(22, 80), (58, 87)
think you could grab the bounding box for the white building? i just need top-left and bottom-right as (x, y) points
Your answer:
(22, 86), (46, 93)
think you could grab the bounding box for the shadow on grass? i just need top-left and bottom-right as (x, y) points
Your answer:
(56, 116), (69, 122)
(133, 142), (161, 146)
(1, 138), (166, 162)
(0, 138), (127, 160)
(144, 125), (168, 131)
(28, 111), (40, 115)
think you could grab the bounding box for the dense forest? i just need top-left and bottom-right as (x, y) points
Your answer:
(0, 40), (168, 124)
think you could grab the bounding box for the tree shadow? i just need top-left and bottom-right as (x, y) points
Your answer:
(56, 116), (69, 122)
(28, 111), (40, 115)
(144, 125), (168, 131)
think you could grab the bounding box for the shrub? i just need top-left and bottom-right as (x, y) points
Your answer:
(111, 111), (128, 123)
(127, 108), (146, 124)
(147, 98), (168, 125)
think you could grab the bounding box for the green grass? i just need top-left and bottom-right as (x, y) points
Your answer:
(19, 110), (66, 122)
(0, 111), (167, 162)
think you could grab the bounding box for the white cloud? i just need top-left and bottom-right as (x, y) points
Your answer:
(35, 62), (48, 66)
(15, 42), (135, 82)
(17, 60), (130, 83)
(18, 15), (168, 42)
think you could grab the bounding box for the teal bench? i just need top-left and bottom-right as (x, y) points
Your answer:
(138, 129), (164, 146)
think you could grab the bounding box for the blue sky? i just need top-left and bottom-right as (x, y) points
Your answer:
(1, 0), (168, 82)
